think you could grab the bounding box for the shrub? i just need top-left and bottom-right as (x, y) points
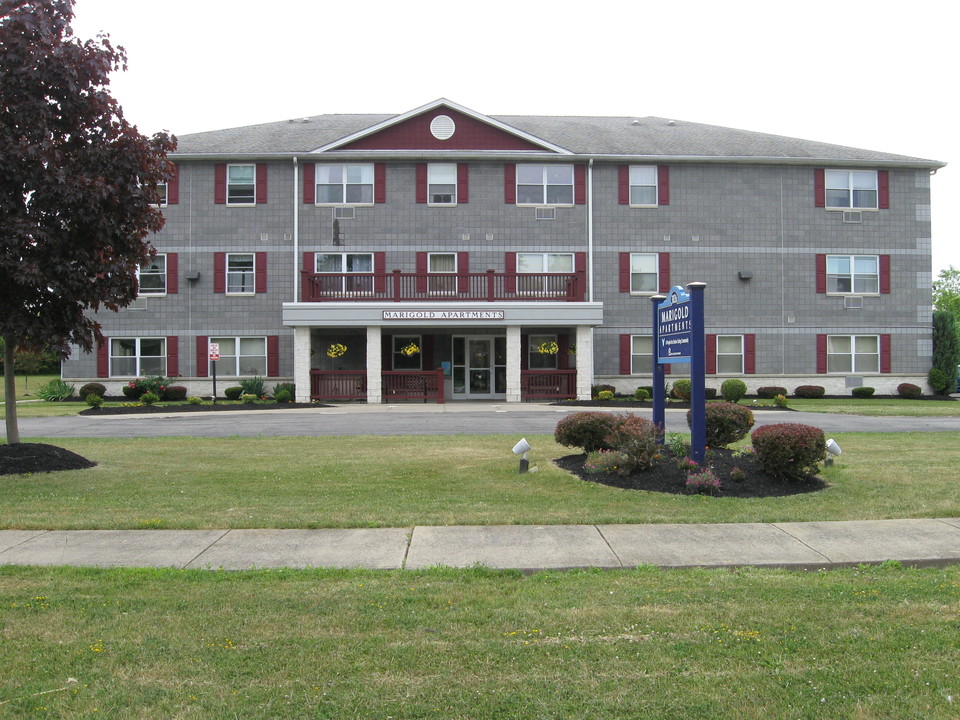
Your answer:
(671, 379), (692, 400)
(897, 382), (922, 399)
(162, 385), (187, 401)
(78, 382), (106, 400)
(686, 401), (754, 448)
(604, 414), (661, 470)
(123, 376), (170, 400)
(554, 412), (620, 453)
(224, 386), (243, 401)
(583, 449), (636, 477)
(729, 466), (746, 483)
(757, 386), (788, 399)
(122, 383), (143, 399)
(720, 378), (747, 403)
(774, 394), (789, 408)
(685, 468), (721, 495)
(794, 385), (825, 399)
(704, 387), (717, 400)
(665, 433), (688, 457)
(274, 389), (292, 403)
(638, 385), (654, 398)
(239, 376), (266, 397)
(241, 393), (258, 404)
(140, 391), (159, 405)
(751, 423), (826, 480)
(187, 396), (203, 405)
(272, 382), (296, 400)
(852, 386), (875, 398)
(928, 368), (951, 395)
(633, 387), (650, 401)
(597, 390), (615, 401)
(591, 384), (616, 399)
(34, 379), (75, 401)
(85, 393), (104, 408)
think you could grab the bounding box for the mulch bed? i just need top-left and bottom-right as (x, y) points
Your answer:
(79, 402), (327, 416)
(553, 447), (826, 498)
(0, 443), (97, 476)
(552, 400), (790, 410)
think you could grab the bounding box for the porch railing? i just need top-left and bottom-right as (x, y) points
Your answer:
(301, 270), (585, 303)
(310, 369), (444, 403)
(310, 371), (366, 401)
(520, 370), (578, 400)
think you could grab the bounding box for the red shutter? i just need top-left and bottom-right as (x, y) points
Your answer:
(620, 334), (632, 374)
(574, 164), (586, 204)
(880, 334), (891, 373)
(303, 163), (315, 204)
(255, 252), (267, 293)
(816, 254), (827, 293)
(374, 163), (386, 203)
(619, 253), (631, 293)
(505, 252), (517, 293)
(267, 335), (280, 377)
(744, 334), (756, 374)
(878, 170), (890, 209)
(166, 336), (179, 377)
(196, 336), (208, 378)
(422, 334), (434, 371)
(213, 252), (226, 293)
(814, 168), (825, 207)
(97, 340), (109, 378)
(416, 164), (428, 203)
(382, 335), (392, 371)
(657, 165), (670, 205)
(457, 163), (469, 203)
(167, 163), (179, 205)
(520, 334), (529, 370)
(255, 163), (268, 203)
(416, 252), (428, 293)
(303, 251), (314, 272)
(374, 252), (386, 293)
(618, 165), (630, 205)
(574, 252), (586, 301)
(457, 252), (469, 293)
(879, 255), (891, 294)
(816, 334), (827, 374)
(705, 334), (717, 374)
(663, 364), (671, 375)
(504, 164), (516, 204)
(166, 252), (178, 294)
(214, 164), (226, 204)
(557, 334), (569, 370)
(658, 253), (671, 293)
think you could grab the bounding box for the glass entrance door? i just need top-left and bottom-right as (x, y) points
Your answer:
(453, 336), (506, 399)
(467, 338), (492, 396)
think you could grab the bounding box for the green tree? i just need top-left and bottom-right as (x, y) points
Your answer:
(931, 311), (960, 394)
(933, 265), (960, 319)
(1, 0), (175, 443)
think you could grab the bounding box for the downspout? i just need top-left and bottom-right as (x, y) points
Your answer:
(293, 157), (299, 303)
(587, 158), (594, 302)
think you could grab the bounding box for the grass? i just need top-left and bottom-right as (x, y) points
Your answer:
(0, 563), (957, 718)
(0, 374), (60, 404)
(2, 432), (959, 530)
(786, 397), (960, 416)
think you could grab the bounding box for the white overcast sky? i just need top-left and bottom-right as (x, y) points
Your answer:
(72, 0), (957, 276)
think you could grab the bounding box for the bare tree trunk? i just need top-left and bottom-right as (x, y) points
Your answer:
(3, 333), (21, 445)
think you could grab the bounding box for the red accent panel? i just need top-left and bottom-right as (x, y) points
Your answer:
(744, 334), (756, 374)
(457, 252), (469, 293)
(558, 334), (569, 370)
(880, 334), (891, 373)
(374, 252), (386, 293)
(657, 165), (670, 205)
(505, 252), (517, 293)
(97, 340), (109, 378)
(504, 164), (516, 204)
(303, 251), (314, 272)
(213, 253), (226, 293)
(214, 164), (226, 204)
(457, 163), (469, 203)
(618, 165), (630, 205)
(166, 336), (179, 377)
(382, 335), (392, 371)
(374, 163), (386, 203)
(416, 252), (428, 293)
(816, 334), (827, 374)
(303, 163), (315, 204)
(255, 163), (268, 203)
(255, 252), (267, 293)
(340, 107), (548, 151)
(574, 165), (586, 204)
(663, 363), (671, 375)
(520, 334), (529, 371)
(706, 334), (717, 374)
(416, 163), (427, 203)
(816, 254), (827, 293)
(619, 253), (631, 293)
(879, 255), (891, 294)
(422, 334), (434, 371)
(196, 336), (208, 378)
(878, 170), (890, 209)
(267, 336), (280, 377)
(167, 164), (179, 205)
(658, 253), (671, 293)
(166, 252), (178, 294)
(620, 334), (632, 375)
(814, 168), (825, 207)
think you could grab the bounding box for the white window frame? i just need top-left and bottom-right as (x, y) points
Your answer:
(226, 163), (256, 206)
(516, 164), (574, 206)
(109, 337), (166, 377)
(208, 336), (267, 376)
(629, 253), (659, 295)
(825, 170), (878, 210)
(629, 166), (658, 207)
(315, 164), (374, 206)
(137, 254), (167, 296)
(313, 252), (375, 296)
(428, 163), (457, 205)
(226, 253), (256, 295)
(716, 335), (744, 375)
(155, 182), (168, 207)
(528, 334), (558, 370)
(630, 335), (653, 375)
(826, 255), (880, 295)
(516, 252), (575, 296)
(827, 334), (880, 374)
(427, 252), (457, 295)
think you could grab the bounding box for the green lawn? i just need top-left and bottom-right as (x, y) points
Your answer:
(0, 374), (60, 404)
(786, 397), (960, 416)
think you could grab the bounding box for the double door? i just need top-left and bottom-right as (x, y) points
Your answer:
(452, 336), (506, 399)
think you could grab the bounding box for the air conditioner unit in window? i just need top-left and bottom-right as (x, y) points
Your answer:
(535, 207), (556, 220)
(843, 296), (864, 309)
(842, 211), (862, 223)
(334, 207), (355, 220)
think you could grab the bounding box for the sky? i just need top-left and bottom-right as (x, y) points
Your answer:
(70, 0), (957, 277)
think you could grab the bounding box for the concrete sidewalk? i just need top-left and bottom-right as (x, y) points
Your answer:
(3, 518), (960, 572)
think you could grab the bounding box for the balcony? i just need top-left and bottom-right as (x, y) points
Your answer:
(301, 270), (585, 303)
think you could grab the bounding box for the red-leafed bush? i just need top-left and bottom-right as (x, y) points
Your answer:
(687, 402), (755, 448)
(751, 423), (826, 480)
(604, 414), (661, 470)
(793, 385), (825, 399)
(162, 385), (188, 401)
(757, 386), (788, 399)
(554, 412), (619, 453)
(897, 383), (922, 399)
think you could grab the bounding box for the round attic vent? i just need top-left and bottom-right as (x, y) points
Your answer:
(430, 114), (456, 140)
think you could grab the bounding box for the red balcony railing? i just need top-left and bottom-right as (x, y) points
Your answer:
(310, 369), (444, 403)
(301, 270), (585, 303)
(520, 370), (578, 399)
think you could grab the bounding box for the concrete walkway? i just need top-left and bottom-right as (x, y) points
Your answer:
(3, 518), (960, 572)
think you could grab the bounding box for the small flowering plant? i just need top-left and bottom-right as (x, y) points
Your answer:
(536, 341), (559, 355)
(685, 467), (722, 495)
(583, 449), (636, 477)
(326, 343), (348, 358)
(676, 456), (701, 473)
(400, 342), (420, 357)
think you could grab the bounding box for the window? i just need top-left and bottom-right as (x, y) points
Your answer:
(138, 254), (167, 295)
(827, 335), (879, 373)
(516, 164), (573, 205)
(209, 337), (266, 376)
(428, 164), (457, 204)
(427, 253), (457, 294)
(826, 255), (879, 294)
(629, 166), (658, 206)
(226, 253), (255, 294)
(629, 253), (659, 294)
(227, 164), (256, 205)
(825, 170), (878, 209)
(716, 335), (744, 374)
(631, 335), (653, 374)
(517, 252), (574, 295)
(314, 252), (374, 295)
(528, 334), (558, 370)
(392, 335), (422, 370)
(316, 164), (374, 204)
(110, 337), (165, 377)
(155, 181), (168, 207)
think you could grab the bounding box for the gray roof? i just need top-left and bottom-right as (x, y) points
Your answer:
(173, 107), (943, 168)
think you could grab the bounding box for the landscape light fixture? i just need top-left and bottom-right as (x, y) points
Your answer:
(825, 438), (842, 466)
(512, 438), (531, 474)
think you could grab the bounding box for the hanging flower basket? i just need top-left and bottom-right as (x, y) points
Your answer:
(400, 342), (421, 357)
(537, 341), (559, 355)
(326, 343), (348, 358)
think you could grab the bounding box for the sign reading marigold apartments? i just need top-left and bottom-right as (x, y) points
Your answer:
(382, 310), (505, 320)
